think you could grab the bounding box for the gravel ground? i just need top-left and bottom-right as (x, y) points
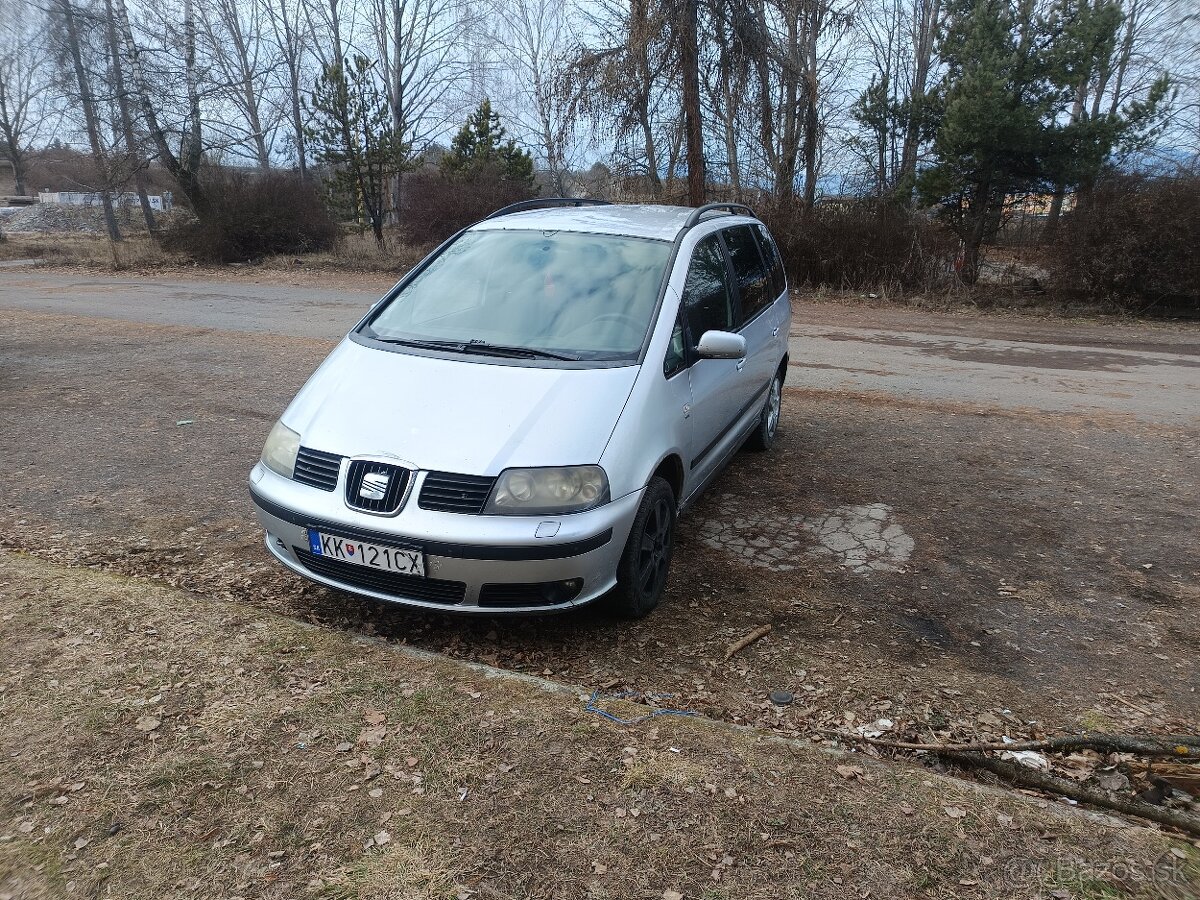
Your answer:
(0, 273), (1197, 754)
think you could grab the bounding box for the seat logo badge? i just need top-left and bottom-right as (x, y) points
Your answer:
(359, 472), (389, 500)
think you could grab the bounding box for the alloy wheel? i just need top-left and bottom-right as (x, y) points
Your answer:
(637, 496), (673, 597)
(766, 376), (781, 437)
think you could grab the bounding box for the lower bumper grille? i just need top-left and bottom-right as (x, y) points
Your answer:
(294, 548), (466, 605)
(478, 579), (583, 608)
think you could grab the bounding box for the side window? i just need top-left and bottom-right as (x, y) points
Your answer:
(722, 225), (771, 323)
(755, 224), (787, 299)
(664, 314), (686, 378)
(681, 234), (734, 344)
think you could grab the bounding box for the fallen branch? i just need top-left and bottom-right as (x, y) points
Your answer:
(941, 751), (1200, 837)
(724, 624), (772, 661)
(822, 730), (1200, 759)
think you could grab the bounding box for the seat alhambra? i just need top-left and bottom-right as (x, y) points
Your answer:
(250, 200), (790, 617)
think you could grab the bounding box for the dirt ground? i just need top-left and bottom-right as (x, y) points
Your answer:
(2, 551), (1195, 899)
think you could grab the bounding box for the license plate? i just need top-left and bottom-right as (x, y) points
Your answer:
(306, 529), (425, 576)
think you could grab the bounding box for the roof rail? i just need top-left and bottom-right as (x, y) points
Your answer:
(484, 197), (612, 220)
(682, 202), (756, 230)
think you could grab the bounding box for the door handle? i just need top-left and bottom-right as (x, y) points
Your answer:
(735, 358), (746, 371)
(772, 326), (780, 337)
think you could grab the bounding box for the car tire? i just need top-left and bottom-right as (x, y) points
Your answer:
(608, 477), (676, 619)
(747, 370), (783, 451)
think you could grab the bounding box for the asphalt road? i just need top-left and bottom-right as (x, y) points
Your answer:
(2, 269), (1197, 739)
(5, 270), (1199, 424)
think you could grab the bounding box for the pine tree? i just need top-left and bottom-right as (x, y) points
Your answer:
(441, 99), (535, 188)
(306, 56), (411, 245)
(917, 0), (1165, 284)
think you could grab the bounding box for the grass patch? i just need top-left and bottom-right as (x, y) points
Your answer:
(0, 549), (1192, 899)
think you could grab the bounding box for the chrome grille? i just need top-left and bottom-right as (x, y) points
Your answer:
(345, 460), (411, 514)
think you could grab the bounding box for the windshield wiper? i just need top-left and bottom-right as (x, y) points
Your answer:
(461, 341), (577, 361)
(370, 335), (576, 361)
(370, 336), (465, 350)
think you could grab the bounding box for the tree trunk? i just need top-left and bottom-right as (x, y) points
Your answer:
(103, 0), (156, 233)
(182, 0), (203, 176)
(801, 10), (819, 209)
(959, 179), (993, 285)
(0, 87), (27, 196)
(57, 0), (122, 247)
(637, 101), (661, 194)
(897, 0), (940, 195)
(387, 0), (402, 224)
(1107, 0), (1137, 118)
(1045, 52), (1090, 240)
(231, 20), (270, 168)
(112, 0), (209, 216)
(269, 0), (307, 177)
(290, 58), (308, 179)
(775, 13), (800, 199)
(679, 0), (705, 206)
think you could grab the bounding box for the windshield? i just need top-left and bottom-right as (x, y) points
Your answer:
(363, 229), (672, 362)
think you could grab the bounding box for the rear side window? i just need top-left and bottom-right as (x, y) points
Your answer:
(681, 234), (734, 342)
(755, 224), (787, 298)
(722, 225), (771, 322)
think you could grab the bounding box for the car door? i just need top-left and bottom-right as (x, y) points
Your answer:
(680, 233), (745, 482)
(720, 224), (779, 401)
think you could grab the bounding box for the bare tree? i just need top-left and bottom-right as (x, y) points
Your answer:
(724, 0), (855, 203)
(102, 0), (156, 230)
(51, 0), (122, 245)
(197, 0), (282, 168)
(262, 0), (312, 177)
(110, 0), (208, 215)
(571, 0), (675, 194)
(678, 0), (705, 203)
(369, 0), (474, 219)
(847, 0), (942, 195)
(483, 0), (581, 195)
(0, 0), (54, 196)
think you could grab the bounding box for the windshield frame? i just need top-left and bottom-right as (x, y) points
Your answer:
(351, 226), (677, 370)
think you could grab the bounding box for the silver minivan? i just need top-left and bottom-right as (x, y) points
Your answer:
(250, 201), (790, 617)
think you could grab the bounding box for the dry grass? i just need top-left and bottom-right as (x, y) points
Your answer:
(0, 550), (1194, 900)
(0, 227), (432, 277)
(0, 232), (172, 268)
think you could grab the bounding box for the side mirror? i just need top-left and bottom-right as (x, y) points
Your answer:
(696, 330), (746, 360)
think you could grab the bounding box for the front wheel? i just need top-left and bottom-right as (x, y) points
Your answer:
(607, 477), (676, 619)
(747, 371), (783, 451)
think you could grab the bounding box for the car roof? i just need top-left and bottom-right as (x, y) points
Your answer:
(469, 203), (755, 242)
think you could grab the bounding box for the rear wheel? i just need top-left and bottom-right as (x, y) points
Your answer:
(747, 370), (783, 451)
(608, 477), (676, 619)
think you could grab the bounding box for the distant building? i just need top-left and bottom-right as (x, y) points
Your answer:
(38, 190), (170, 211)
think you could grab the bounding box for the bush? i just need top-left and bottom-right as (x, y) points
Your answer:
(399, 168), (536, 245)
(758, 198), (957, 292)
(163, 168), (339, 262)
(1051, 174), (1200, 313)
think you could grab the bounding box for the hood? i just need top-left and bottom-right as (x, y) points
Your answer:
(283, 338), (640, 474)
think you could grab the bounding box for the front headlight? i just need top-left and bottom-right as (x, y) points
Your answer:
(484, 466), (609, 515)
(261, 419), (300, 478)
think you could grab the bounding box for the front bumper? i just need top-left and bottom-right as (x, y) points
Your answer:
(249, 463), (641, 613)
